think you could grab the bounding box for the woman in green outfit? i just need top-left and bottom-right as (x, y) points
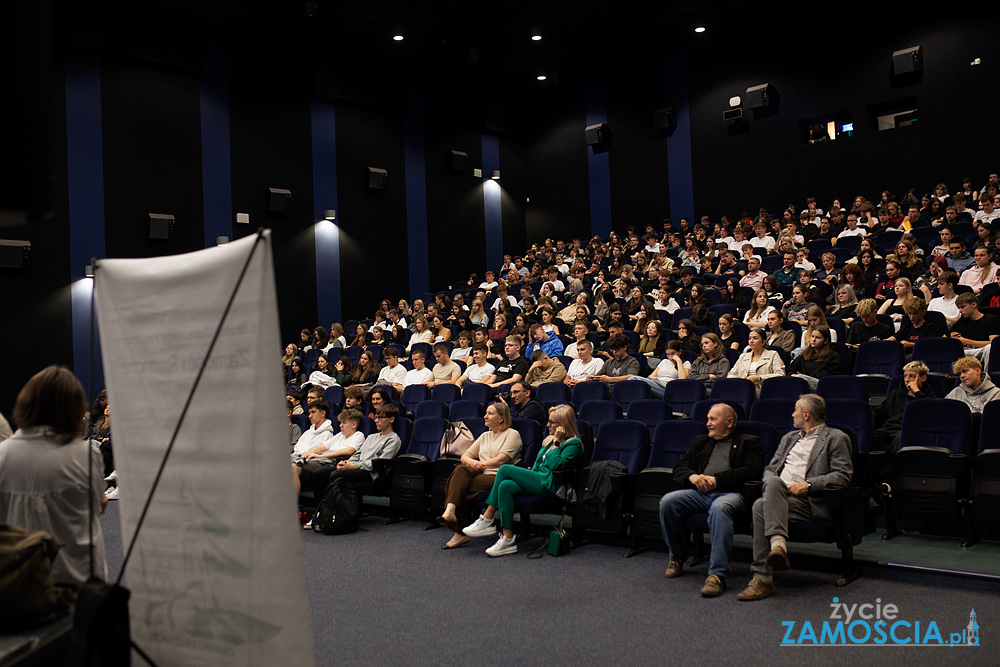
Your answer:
(463, 403), (583, 557)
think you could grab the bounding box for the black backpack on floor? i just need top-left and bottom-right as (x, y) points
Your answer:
(314, 477), (359, 535)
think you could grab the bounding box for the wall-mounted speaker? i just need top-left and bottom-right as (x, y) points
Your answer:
(449, 150), (468, 171)
(585, 123), (612, 153)
(892, 46), (923, 74)
(745, 83), (775, 109)
(148, 213), (175, 240)
(367, 167), (388, 191)
(653, 107), (676, 131)
(723, 108), (743, 122)
(267, 188), (291, 212)
(0, 239), (31, 269)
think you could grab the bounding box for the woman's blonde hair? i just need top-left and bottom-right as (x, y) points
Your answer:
(547, 404), (580, 440)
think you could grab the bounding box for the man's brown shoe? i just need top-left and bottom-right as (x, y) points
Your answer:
(736, 576), (778, 601)
(664, 559), (683, 578)
(767, 543), (791, 571)
(700, 574), (727, 597)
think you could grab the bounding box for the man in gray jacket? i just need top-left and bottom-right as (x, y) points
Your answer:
(737, 394), (852, 601)
(946, 357), (1000, 414)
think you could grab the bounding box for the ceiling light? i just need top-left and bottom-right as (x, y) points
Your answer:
(393, 34), (404, 41)
(695, 26), (706, 33)
(530, 26), (542, 41)
(531, 35), (542, 41)
(536, 74), (547, 81)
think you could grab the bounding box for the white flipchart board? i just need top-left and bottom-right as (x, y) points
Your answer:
(95, 232), (314, 666)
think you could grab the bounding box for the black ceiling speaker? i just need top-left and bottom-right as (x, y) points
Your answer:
(585, 123), (612, 153)
(0, 239), (31, 269)
(367, 167), (388, 191)
(892, 46), (923, 74)
(653, 107), (676, 131)
(745, 83), (775, 109)
(267, 188), (291, 212)
(449, 150), (468, 171)
(148, 213), (175, 240)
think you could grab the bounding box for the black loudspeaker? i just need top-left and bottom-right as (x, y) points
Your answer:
(0, 240), (31, 269)
(585, 123), (609, 145)
(653, 107), (676, 131)
(267, 188), (291, 212)
(723, 108), (743, 122)
(449, 150), (468, 171)
(745, 83), (775, 109)
(585, 123), (612, 153)
(892, 46), (923, 74)
(367, 167), (388, 191)
(148, 213), (175, 240)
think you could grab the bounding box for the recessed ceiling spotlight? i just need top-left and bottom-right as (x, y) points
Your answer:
(530, 26), (542, 41)
(694, 26), (706, 33)
(536, 74), (547, 81)
(393, 34), (404, 41)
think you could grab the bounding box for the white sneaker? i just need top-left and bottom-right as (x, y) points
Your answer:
(104, 470), (118, 483)
(462, 514), (497, 537)
(485, 534), (517, 557)
(303, 519), (313, 530)
(105, 486), (120, 500)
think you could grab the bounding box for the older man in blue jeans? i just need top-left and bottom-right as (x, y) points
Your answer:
(659, 404), (763, 596)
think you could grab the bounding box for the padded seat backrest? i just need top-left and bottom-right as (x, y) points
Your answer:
(898, 399), (973, 455)
(649, 420), (706, 468)
(594, 420), (650, 473)
(407, 417), (449, 460)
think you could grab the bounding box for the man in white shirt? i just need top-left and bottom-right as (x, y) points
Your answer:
(479, 271), (499, 291)
(291, 401), (336, 459)
(457, 344), (497, 386)
(545, 267), (566, 292)
(490, 285), (518, 312)
(833, 213), (866, 244)
(737, 395), (852, 601)
(749, 224), (776, 253)
(926, 270), (960, 324)
(564, 340), (604, 386)
(292, 407), (365, 494)
(402, 350), (434, 388)
(378, 347), (407, 391)
(974, 195), (1000, 225)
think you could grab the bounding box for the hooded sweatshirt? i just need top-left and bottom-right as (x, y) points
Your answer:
(946, 376), (1000, 414)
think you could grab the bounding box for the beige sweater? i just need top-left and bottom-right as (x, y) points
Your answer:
(466, 428), (524, 473)
(525, 360), (568, 387)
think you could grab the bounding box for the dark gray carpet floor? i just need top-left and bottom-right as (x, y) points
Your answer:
(101, 503), (999, 666)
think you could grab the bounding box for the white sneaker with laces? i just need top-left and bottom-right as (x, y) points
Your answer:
(303, 519), (313, 530)
(105, 486), (120, 500)
(485, 534), (517, 557)
(104, 470), (118, 483)
(462, 514), (497, 537)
